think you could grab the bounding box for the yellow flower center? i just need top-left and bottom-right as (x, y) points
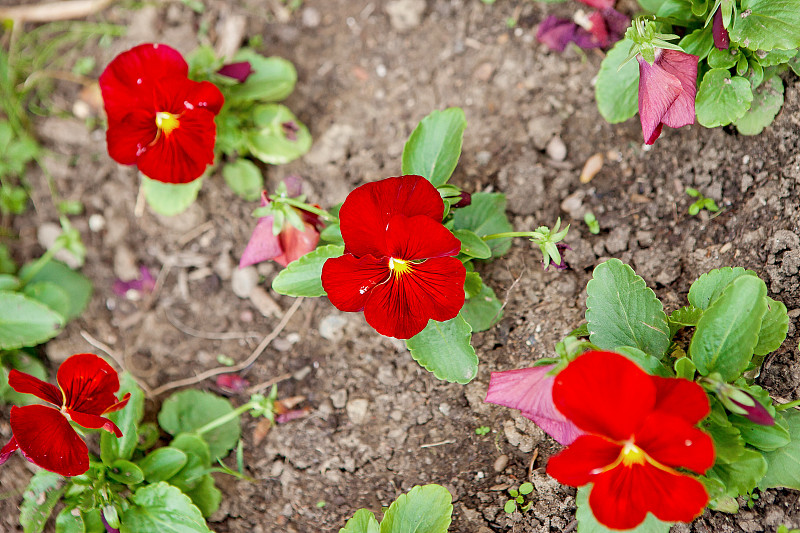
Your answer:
(620, 441), (647, 467)
(155, 111), (180, 136)
(388, 257), (413, 277)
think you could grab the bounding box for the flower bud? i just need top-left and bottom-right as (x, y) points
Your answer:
(217, 61), (254, 83)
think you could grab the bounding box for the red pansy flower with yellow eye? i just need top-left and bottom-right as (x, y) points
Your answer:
(99, 43), (224, 184)
(546, 351), (714, 530)
(0, 353), (130, 477)
(321, 175), (466, 340)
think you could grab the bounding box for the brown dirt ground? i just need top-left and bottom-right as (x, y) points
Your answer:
(1, 0), (800, 531)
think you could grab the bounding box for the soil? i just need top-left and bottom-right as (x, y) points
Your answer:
(1, 0), (799, 532)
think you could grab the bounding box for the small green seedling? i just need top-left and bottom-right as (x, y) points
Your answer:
(504, 482), (534, 513)
(686, 188), (719, 216)
(777, 526), (800, 533)
(584, 212), (600, 234)
(475, 426), (490, 435)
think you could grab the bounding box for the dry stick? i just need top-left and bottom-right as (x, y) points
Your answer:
(80, 330), (154, 396)
(164, 310), (262, 340)
(149, 297), (304, 397)
(246, 372), (293, 395)
(0, 0), (113, 22)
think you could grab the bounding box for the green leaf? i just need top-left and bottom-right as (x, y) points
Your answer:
(696, 69), (754, 127)
(339, 509), (380, 533)
(142, 176), (204, 217)
(707, 47), (739, 69)
(731, 412), (790, 451)
(101, 372), (145, 464)
(674, 356), (697, 380)
(22, 282), (70, 321)
(0, 274), (21, 291)
(755, 49), (798, 67)
(656, 0), (695, 23)
(171, 433), (212, 466)
(272, 244), (344, 297)
(708, 448), (767, 497)
(595, 39), (639, 124)
(0, 244), (16, 274)
(734, 73), (784, 135)
(702, 400), (746, 464)
(453, 229), (492, 259)
(585, 259), (670, 359)
(576, 485), (672, 533)
(19, 260), (92, 321)
(222, 159), (263, 201)
(380, 485), (453, 533)
(167, 434), (212, 494)
(760, 409), (800, 490)
(138, 447), (188, 483)
(451, 193), (512, 258)
(753, 296), (788, 356)
(247, 104), (312, 165)
(789, 51), (800, 76)
(728, 0), (800, 51)
(226, 51), (297, 105)
(503, 500), (517, 514)
(688, 267), (756, 310)
(668, 305), (703, 337)
(614, 346), (672, 377)
(0, 351), (47, 406)
(158, 390), (241, 461)
(185, 475), (222, 518)
(55, 507), (84, 533)
(406, 315), (477, 384)
(120, 482), (211, 533)
(401, 108), (467, 187)
(20, 471), (64, 533)
(689, 275), (767, 381)
(637, 0), (668, 13)
(0, 291), (64, 350)
(679, 26), (715, 60)
(107, 459), (145, 485)
(461, 281), (503, 332)
(463, 271), (483, 299)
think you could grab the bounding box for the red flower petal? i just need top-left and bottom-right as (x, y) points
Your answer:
(635, 413), (715, 474)
(339, 176), (444, 258)
(637, 54), (682, 145)
(384, 215), (461, 261)
(485, 365), (584, 445)
(713, 8), (730, 49)
(275, 221), (320, 267)
(8, 369), (62, 407)
(578, 0), (614, 8)
(103, 393), (131, 415)
(106, 109), (157, 165)
(9, 405), (89, 477)
(66, 410), (124, 437)
(57, 353), (121, 416)
(657, 49), (699, 129)
(589, 461), (708, 529)
(546, 434), (622, 486)
(537, 16), (578, 52)
(152, 77), (224, 116)
(552, 351), (656, 441)
(651, 375), (710, 425)
(0, 436), (19, 466)
(135, 108), (218, 184)
(99, 43), (188, 122)
(587, 11), (609, 48)
(362, 256), (465, 339)
(322, 254), (390, 312)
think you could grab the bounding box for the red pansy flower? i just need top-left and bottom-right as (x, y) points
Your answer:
(0, 353), (131, 477)
(485, 364), (584, 445)
(99, 43), (224, 184)
(321, 175), (466, 339)
(546, 351), (714, 529)
(637, 48), (699, 145)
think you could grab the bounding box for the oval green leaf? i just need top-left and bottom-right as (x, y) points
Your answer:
(595, 39), (639, 124)
(406, 315), (477, 384)
(121, 482), (211, 533)
(142, 176), (204, 217)
(696, 69), (753, 128)
(401, 108), (467, 187)
(453, 229), (492, 259)
(0, 291), (64, 350)
(380, 485), (453, 533)
(728, 0), (800, 51)
(222, 159), (263, 201)
(138, 447), (188, 483)
(272, 244), (344, 297)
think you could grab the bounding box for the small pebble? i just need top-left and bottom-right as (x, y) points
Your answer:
(248, 286), (281, 318)
(231, 266), (259, 298)
(319, 314), (348, 341)
(546, 136), (567, 162)
(346, 398), (369, 424)
(493, 454), (509, 472)
(580, 152), (604, 183)
(331, 389), (348, 409)
(301, 6), (321, 27)
(88, 214), (106, 232)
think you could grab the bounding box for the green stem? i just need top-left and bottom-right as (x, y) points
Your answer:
(482, 231), (536, 241)
(20, 240), (64, 284)
(776, 399), (800, 411)
(278, 197), (338, 223)
(194, 401), (257, 436)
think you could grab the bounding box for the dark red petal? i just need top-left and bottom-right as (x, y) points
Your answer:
(635, 413), (715, 474)
(552, 351), (656, 441)
(536, 16), (578, 52)
(712, 8), (730, 49)
(0, 436), (19, 466)
(57, 353), (121, 416)
(339, 176), (444, 258)
(637, 54), (682, 145)
(8, 369), (62, 406)
(601, 7), (631, 41)
(546, 435), (622, 486)
(66, 410), (124, 437)
(99, 43), (188, 122)
(322, 254), (390, 312)
(651, 375), (710, 424)
(217, 61), (254, 83)
(105, 110), (157, 165)
(587, 11), (609, 48)
(275, 222), (320, 267)
(657, 49), (699, 130)
(135, 108), (217, 184)
(9, 405), (89, 477)
(363, 256), (466, 339)
(239, 214), (283, 268)
(103, 393), (131, 415)
(384, 215), (461, 261)
(589, 461), (708, 529)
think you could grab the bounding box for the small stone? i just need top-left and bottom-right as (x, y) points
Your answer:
(580, 153), (605, 183)
(346, 398), (369, 424)
(319, 313), (348, 341)
(113, 244), (140, 281)
(527, 116), (558, 150)
(475, 151), (492, 166)
(545, 136), (567, 162)
(231, 266), (259, 298)
(385, 0), (426, 31)
(248, 286), (282, 318)
(560, 189), (585, 220)
(493, 454), (509, 472)
(302, 6), (321, 27)
(438, 403), (451, 416)
(293, 365), (312, 381)
(605, 227), (631, 254)
(473, 62), (494, 82)
(88, 214), (106, 232)
(330, 389), (348, 409)
(214, 251), (234, 281)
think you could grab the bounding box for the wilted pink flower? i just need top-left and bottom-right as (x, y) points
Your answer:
(217, 61), (254, 83)
(712, 9), (730, 50)
(485, 364), (584, 445)
(216, 374), (250, 394)
(112, 266), (156, 300)
(637, 49), (699, 145)
(537, 8), (628, 52)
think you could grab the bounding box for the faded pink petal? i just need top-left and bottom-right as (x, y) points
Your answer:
(712, 9), (730, 50)
(216, 374), (250, 394)
(274, 222), (320, 267)
(276, 408), (310, 424)
(600, 7), (630, 42)
(112, 266), (156, 299)
(485, 365), (584, 445)
(637, 49), (698, 144)
(537, 16), (578, 52)
(578, 0), (614, 8)
(239, 193), (283, 268)
(282, 175), (304, 198)
(657, 50), (698, 129)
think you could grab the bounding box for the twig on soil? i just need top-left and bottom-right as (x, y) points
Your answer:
(177, 221), (214, 247)
(527, 448), (539, 481)
(499, 262), (527, 313)
(420, 439), (456, 448)
(164, 310), (262, 340)
(0, 0), (113, 22)
(149, 297), (304, 397)
(563, 519), (578, 533)
(246, 372), (293, 395)
(80, 330), (154, 396)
